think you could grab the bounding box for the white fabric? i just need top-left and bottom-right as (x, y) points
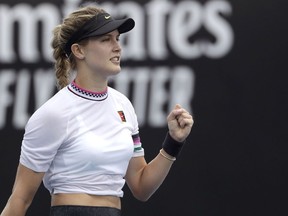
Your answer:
(20, 84), (144, 197)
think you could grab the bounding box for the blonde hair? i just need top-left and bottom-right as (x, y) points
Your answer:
(51, 6), (106, 90)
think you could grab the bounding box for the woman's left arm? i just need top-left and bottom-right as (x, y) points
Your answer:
(125, 104), (194, 201)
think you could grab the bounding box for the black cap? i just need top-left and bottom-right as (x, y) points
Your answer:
(64, 12), (135, 57)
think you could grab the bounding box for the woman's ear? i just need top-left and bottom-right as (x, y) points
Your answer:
(71, 44), (85, 60)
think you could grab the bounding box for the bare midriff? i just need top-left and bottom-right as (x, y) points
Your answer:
(51, 193), (121, 209)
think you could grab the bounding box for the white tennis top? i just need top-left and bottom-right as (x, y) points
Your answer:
(20, 81), (144, 197)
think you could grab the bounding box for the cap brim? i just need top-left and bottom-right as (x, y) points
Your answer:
(85, 18), (135, 37)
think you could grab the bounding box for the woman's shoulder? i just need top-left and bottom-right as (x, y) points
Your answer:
(108, 87), (131, 103)
(29, 87), (71, 123)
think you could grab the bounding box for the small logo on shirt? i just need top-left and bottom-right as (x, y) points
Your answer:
(118, 111), (126, 122)
(105, 15), (111, 19)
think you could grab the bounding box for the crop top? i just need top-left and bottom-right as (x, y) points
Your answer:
(20, 81), (144, 197)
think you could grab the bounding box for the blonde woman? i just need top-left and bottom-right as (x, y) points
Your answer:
(1, 5), (193, 216)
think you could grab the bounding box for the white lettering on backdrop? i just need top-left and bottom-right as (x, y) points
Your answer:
(0, 0), (234, 129)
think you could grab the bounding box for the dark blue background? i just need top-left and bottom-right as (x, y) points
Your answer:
(1, 0), (288, 215)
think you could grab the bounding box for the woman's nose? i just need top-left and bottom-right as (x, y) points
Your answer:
(113, 40), (121, 52)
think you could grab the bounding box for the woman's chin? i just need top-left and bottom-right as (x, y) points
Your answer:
(108, 67), (121, 76)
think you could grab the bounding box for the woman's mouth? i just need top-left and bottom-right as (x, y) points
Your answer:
(110, 56), (120, 64)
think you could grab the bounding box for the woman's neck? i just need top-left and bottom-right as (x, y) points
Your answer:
(74, 75), (108, 93)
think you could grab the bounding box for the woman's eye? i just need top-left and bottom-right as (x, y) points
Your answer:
(101, 36), (120, 42)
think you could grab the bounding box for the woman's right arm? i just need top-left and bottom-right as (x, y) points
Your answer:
(1, 163), (44, 216)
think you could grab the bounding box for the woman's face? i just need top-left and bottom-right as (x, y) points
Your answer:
(80, 30), (122, 78)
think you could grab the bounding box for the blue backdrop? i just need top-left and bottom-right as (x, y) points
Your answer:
(1, 0), (287, 215)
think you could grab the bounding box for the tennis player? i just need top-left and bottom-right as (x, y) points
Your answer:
(1, 5), (194, 216)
